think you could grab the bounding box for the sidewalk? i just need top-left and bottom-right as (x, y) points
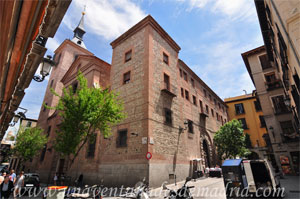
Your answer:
(280, 175), (300, 199)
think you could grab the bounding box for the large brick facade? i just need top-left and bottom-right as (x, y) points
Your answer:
(32, 15), (228, 187)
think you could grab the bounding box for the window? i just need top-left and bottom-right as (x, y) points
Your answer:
(179, 69), (182, 77)
(187, 120), (193, 133)
(164, 74), (170, 90)
(209, 94), (212, 101)
(183, 71), (188, 81)
(205, 105), (209, 114)
(123, 71), (131, 84)
(191, 78), (195, 87)
(46, 126), (51, 137)
(193, 96), (197, 106)
(214, 99), (217, 106)
(43, 103), (47, 112)
(185, 90), (189, 101)
(181, 88), (184, 98)
(72, 81), (78, 93)
(203, 89), (207, 97)
(218, 103), (221, 109)
(235, 103), (245, 114)
(216, 113), (219, 121)
(200, 100), (203, 113)
(280, 121), (295, 136)
(50, 79), (54, 88)
(87, 134), (97, 158)
(211, 109), (214, 117)
(271, 95), (289, 114)
(26, 121), (32, 127)
(164, 108), (172, 125)
(259, 54), (272, 70)
(254, 100), (262, 111)
(238, 118), (248, 129)
(259, 116), (266, 127)
(125, 50), (132, 62)
(221, 116), (223, 125)
(40, 144), (47, 162)
(265, 73), (277, 83)
(163, 53), (169, 64)
(116, 129), (127, 147)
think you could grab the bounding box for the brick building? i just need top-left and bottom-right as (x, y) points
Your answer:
(32, 14), (228, 187)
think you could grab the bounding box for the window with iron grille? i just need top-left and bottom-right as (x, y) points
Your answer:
(72, 81), (78, 93)
(26, 121), (32, 127)
(271, 95), (289, 114)
(123, 71), (131, 84)
(254, 100), (262, 111)
(125, 50), (132, 62)
(259, 115), (266, 127)
(280, 121), (295, 138)
(164, 73), (170, 90)
(164, 108), (172, 125)
(183, 71), (188, 82)
(238, 118), (248, 129)
(185, 90), (189, 101)
(163, 53), (169, 65)
(259, 54), (272, 70)
(235, 103), (245, 114)
(187, 120), (193, 133)
(193, 95), (197, 106)
(191, 78), (195, 87)
(87, 134), (97, 158)
(116, 129), (127, 147)
(47, 126), (51, 137)
(200, 100), (203, 113)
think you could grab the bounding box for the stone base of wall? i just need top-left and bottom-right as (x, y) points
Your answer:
(149, 163), (190, 188)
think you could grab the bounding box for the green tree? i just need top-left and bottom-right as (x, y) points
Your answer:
(48, 72), (125, 167)
(13, 127), (48, 161)
(213, 119), (251, 160)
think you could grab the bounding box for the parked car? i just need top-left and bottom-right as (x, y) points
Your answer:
(21, 173), (41, 195)
(0, 165), (8, 173)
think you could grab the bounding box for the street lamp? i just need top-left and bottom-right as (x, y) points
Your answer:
(33, 55), (55, 82)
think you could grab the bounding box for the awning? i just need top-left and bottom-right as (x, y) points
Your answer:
(222, 159), (243, 167)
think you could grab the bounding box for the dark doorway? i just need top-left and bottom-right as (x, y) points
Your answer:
(203, 140), (210, 168)
(58, 159), (65, 174)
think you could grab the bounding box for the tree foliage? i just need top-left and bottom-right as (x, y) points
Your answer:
(48, 72), (125, 165)
(13, 127), (48, 161)
(213, 119), (251, 160)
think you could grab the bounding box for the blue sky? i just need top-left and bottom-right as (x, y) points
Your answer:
(6, 0), (264, 135)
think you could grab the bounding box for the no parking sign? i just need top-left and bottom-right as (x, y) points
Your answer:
(146, 152), (152, 160)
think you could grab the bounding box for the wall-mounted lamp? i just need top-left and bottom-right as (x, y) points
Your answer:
(179, 120), (189, 133)
(9, 107), (27, 127)
(33, 55), (55, 82)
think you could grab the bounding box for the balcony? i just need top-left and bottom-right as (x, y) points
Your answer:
(265, 79), (282, 91)
(161, 84), (177, 98)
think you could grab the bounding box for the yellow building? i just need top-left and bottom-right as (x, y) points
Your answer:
(225, 92), (268, 158)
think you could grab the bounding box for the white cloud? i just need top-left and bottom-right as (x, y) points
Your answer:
(63, 0), (146, 40)
(177, 0), (256, 21)
(46, 38), (60, 54)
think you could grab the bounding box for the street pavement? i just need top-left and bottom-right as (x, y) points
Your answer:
(10, 176), (300, 199)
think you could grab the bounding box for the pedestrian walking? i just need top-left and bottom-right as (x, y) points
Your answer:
(13, 171), (24, 199)
(9, 170), (16, 184)
(77, 174), (83, 187)
(54, 173), (58, 185)
(0, 176), (14, 199)
(60, 173), (65, 186)
(0, 172), (6, 185)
